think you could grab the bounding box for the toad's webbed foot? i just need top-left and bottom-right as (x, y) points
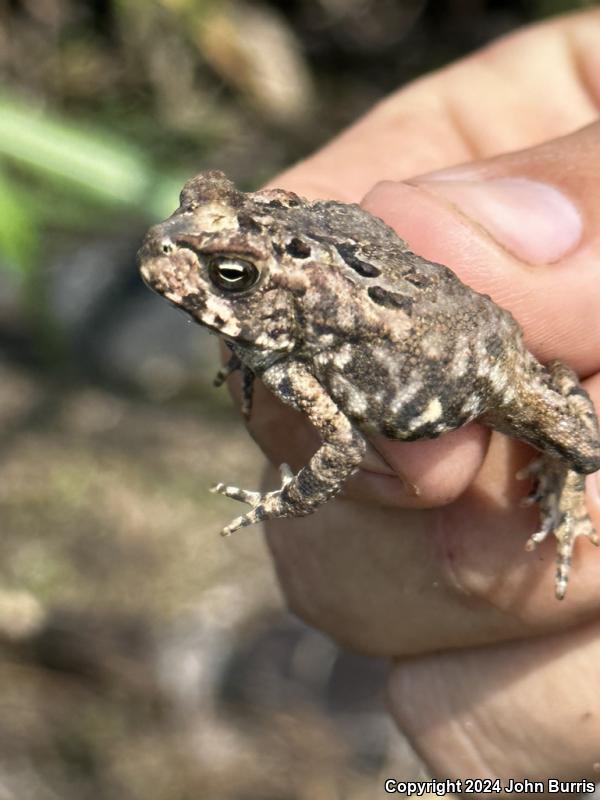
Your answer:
(211, 464), (309, 536)
(518, 456), (598, 599)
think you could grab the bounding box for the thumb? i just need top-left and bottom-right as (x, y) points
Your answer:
(364, 120), (598, 372)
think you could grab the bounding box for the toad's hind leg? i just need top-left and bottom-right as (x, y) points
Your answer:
(514, 361), (600, 599)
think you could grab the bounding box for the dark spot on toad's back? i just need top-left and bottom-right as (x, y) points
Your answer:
(277, 376), (294, 400)
(286, 238), (311, 258)
(403, 269), (432, 288)
(567, 384), (592, 401)
(237, 213), (263, 234)
(486, 332), (504, 358)
(334, 242), (381, 277)
(367, 286), (413, 315)
(264, 195), (302, 210)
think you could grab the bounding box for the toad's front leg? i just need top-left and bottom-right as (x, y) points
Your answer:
(211, 361), (366, 535)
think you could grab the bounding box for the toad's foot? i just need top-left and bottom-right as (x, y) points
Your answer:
(211, 464), (308, 536)
(518, 456), (598, 599)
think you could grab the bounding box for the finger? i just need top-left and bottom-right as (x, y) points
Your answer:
(389, 620), (600, 784)
(272, 10), (600, 201)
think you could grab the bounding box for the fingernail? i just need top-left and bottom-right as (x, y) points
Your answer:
(413, 175), (582, 265)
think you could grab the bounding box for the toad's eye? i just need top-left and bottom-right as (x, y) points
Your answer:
(207, 256), (260, 293)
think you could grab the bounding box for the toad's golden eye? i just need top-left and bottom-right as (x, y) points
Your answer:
(207, 256), (260, 293)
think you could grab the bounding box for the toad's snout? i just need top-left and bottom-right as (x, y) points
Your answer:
(136, 224), (175, 287)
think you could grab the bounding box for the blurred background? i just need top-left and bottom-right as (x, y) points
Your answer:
(0, 1), (595, 797)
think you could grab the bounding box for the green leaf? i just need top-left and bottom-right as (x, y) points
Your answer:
(0, 93), (184, 220)
(0, 167), (38, 278)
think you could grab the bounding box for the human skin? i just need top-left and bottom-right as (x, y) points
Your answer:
(226, 10), (600, 783)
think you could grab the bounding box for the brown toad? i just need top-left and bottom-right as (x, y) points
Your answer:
(137, 170), (600, 599)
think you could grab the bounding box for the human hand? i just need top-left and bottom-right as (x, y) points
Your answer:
(228, 10), (600, 781)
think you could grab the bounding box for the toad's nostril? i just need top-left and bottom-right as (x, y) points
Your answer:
(161, 239), (174, 255)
